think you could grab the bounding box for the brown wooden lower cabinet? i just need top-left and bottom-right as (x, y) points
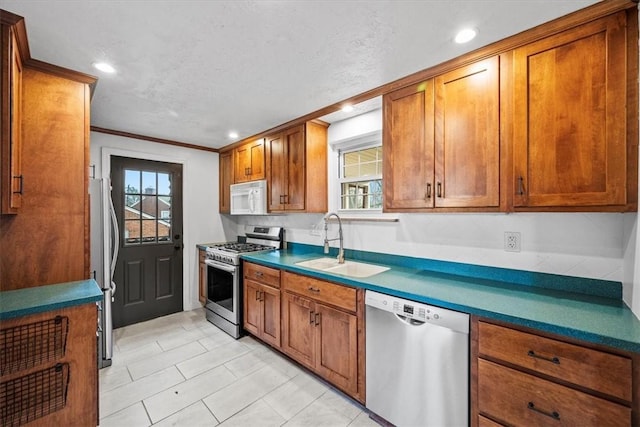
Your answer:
(473, 318), (637, 427)
(0, 303), (98, 426)
(242, 264), (364, 404)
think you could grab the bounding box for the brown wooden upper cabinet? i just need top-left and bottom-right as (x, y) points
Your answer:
(266, 121), (328, 213)
(1, 22), (24, 214)
(384, 56), (500, 211)
(219, 150), (233, 213)
(234, 138), (265, 183)
(513, 12), (628, 209)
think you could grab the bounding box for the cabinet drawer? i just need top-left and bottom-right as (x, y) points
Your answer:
(478, 415), (504, 427)
(478, 359), (631, 427)
(244, 262), (280, 288)
(282, 271), (356, 312)
(478, 322), (632, 401)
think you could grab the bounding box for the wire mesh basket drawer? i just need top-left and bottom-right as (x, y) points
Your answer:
(0, 363), (70, 427)
(0, 316), (69, 376)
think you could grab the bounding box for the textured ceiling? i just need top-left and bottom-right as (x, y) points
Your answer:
(1, 0), (599, 149)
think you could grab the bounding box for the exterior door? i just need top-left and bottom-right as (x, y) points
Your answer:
(111, 156), (183, 328)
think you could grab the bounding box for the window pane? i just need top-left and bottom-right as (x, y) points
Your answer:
(141, 219), (156, 243)
(142, 171), (156, 195)
(125, 194), (140, 210)
(125, 170), (140, 194)
(158, 173), (171, 196)
(124, 219), (141, 244)
(158, 219), (171, 242)
(343, 164), (359, 179)
(360, 162), (377, 176)
(139, 195), (156, 219)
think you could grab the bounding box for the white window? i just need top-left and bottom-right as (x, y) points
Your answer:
(339, 145), (382, 211)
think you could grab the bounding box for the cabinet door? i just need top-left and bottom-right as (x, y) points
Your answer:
(243, 279), (262, 337)
(261, 284), (281, 348)
(219, 151), (233, 213)
(235, 139), (265, 182)
(315, 303), (358, 396)
(281, 291), (315, 369)
(198, 250), (206, 305)
(1, 25), (23, 214)
(435, 57), (499, 208)
(513, 12), (627, 208)
(282, 125), (305, 211)
(266, 132), (286, 211)
(383, 80), (435, 210)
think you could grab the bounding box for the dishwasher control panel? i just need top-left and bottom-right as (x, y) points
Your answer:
(365, 290), (469, 333)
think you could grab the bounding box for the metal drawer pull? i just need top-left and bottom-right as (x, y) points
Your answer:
(517, 176), (525, 195)
(255, 290), (260, 300)
(527, 402), (560, 420)
(527, 350), (560, 364)
(426, 183), (431, 199)
(307, 286), (320, 293)
(254, 271), (263, 277)
(436, 182), (442, 198)
(309, 310), (315, 324)
(315, 312), (321, 326)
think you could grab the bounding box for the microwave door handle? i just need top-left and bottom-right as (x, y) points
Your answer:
(249, 190), (255, 213)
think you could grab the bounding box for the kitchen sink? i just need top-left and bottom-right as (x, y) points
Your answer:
(295, 257), (389, 278)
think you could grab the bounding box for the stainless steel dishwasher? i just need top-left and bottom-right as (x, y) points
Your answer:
(365, 290), (470, 427)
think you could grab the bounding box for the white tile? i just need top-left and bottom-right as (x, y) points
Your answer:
(100, 366), (184, 418)
(99, 363), (132, 393)
(219, 399), (286, 427)
(223, 349), (269, 378)
(128, 341), (206, 380)
(263, 372), (328, 420)
(348, 411), (380, 427)
(259, 347), (303, 379)
(198, 328), (238, 350)
(152, 401), (219, 427)
(177, 340), (250, 379)
(315, 390), (363, 421)
(111, 341), (164, 367)
(203, 365), (291, 422)
(144, 365), (236, 423)
(284, 390), (362, 427)
(157, 327), (208, 351)
(99, 402), (150, 427)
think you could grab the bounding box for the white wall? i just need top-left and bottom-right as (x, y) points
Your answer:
(231, 108), (639, 319)
(90, 132), (227, 311)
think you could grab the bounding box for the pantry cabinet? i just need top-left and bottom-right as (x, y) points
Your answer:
(1, 19), (24, 214)
(234, 138), (265, 183)
(219, 150), (233, 213)
(265, 121), (328, 213)
(243, 262), (281, 348)
(474, 320), (635, 426)
(512, 12), (629, 209)
(383, 56), (500, 211)
(281, 271), (362, 401)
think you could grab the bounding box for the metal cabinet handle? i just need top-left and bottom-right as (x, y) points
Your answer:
(254, 271), (263, 277)
(314, 312), (321, 326)
(527, 350), (560, 364)
(307, 286), (320, 293)
(309, 310), (315, 324)
(426, 183), (431, 199)
(255, 290), (260, 300)
(517, 176), (525, 195)
(527, 402), (560, 420)
(436, 182), (442, 198)
(13, 175), (23, 194)
(248, 167), (252, 175)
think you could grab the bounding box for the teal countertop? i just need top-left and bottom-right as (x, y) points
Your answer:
(241, 245), (640, 354)
(0, 279), (103, 320)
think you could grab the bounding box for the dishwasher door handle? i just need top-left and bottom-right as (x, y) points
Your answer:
(395, 313), (426, 326)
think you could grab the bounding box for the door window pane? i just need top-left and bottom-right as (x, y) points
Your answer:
(158, 173), (171, 196)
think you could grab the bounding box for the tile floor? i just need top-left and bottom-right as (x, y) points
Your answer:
(99, 308), (378, 426)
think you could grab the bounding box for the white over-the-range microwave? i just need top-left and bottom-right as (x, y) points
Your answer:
(230, 179), (267, 215)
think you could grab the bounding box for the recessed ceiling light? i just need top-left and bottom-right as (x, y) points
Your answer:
(229, 131), (239, 139)
(93, 62), (116, 73)
(455, 28), (477, 44)
(341, 105), (354, 113)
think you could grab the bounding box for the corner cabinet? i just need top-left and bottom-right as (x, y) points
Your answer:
(219, 150), (233, 213)
(473, 319), (637, 427)
(243, 262), (281, 348)
(512, 12), (630, 210)
(1, 21), (23, 214)
(281, 271), (364, 402)
(234, 138), (265, 183)
(383, 56), (500, 211)
(265, 121), (328, 213)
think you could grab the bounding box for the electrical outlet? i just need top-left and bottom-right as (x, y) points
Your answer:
(504, 231), (521, 252)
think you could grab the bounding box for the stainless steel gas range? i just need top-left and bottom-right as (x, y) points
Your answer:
(204, 225), (283, 338)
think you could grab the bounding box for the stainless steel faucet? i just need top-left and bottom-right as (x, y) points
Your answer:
(324, 212), (345, 264)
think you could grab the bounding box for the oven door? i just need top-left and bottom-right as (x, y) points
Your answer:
(205, 259), (240, 324)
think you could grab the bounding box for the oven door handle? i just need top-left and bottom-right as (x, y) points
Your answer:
(205, 259), (238, 273)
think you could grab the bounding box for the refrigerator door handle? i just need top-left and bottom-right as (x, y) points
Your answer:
(108, 186), (119, 298)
